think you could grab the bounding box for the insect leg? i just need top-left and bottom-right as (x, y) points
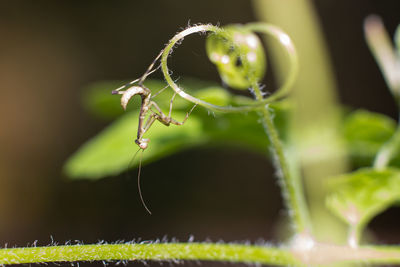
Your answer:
(149, 101), (172, 126)
(141, 113), (158, 138)
(138, 49), (164, 84)
(168, 92), (178, 118)
(150, 84), (170, 99)
(135, 112), (158, 150)
(169, 104), (198, 126)
(150, 98), (197, 126)
(166, 91), (198, 125)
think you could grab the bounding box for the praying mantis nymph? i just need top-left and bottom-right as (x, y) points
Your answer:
(112, 51), (197, 150)
(111, 52), (196, 214)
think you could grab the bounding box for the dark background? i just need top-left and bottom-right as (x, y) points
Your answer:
(0, 1), (399, 266)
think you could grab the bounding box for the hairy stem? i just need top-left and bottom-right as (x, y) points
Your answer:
(2, 243), (400, 265)
(252, 83), (311, 235)
(0, 243), (296, 265)
(252, 0), (349, 243)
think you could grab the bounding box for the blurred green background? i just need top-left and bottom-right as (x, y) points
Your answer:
(0, 1), (399, 265)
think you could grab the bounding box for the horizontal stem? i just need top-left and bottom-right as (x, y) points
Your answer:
(2, 243), (400, 266)
(0, 243), (296, 265)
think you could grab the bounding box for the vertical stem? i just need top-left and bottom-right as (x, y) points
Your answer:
(364, 15), (400, 101)
(252, 0), (349, 244)
(365, 16), (400, 171)
(374, 125), (400, 169)
(348, 224), (361, 249)
(252, 83), (311, 235)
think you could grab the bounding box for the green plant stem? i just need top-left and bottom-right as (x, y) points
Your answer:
(374, 125), (400, 169)
(0, 243), (296, 265)
(348, 224), (361, 248)
(252, 83), (311, 235)
(364, 15), (400, 101)
(2, 243), (400, 265)
(365, 16), (400, 170)
(252, 0), (349, 244)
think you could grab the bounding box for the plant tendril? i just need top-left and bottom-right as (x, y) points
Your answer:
(160, 23), (299, 113)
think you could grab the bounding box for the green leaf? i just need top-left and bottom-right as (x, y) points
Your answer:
(69, 92), (400, 180)
(64, 111), (206, 179)
(342, 110), (396, 166)
(193, 87), (231, 106)
(326, 167), (400, 231)
(66, 75), (293, 179)
(64, 101), (288, 179)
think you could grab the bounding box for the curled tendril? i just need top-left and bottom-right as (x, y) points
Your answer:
(160, 23), (299, 113)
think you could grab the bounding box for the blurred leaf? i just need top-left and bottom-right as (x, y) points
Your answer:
(342, 110), (396, 166)
(69, 89), (400, 180)
(64, 111), (206, 179)
(79, 77), (400, 180)
(67, 76), (291, 179)
(64, 94), (289, 179)
(194, 87), (231, 106)
(326, 167), (400, 231)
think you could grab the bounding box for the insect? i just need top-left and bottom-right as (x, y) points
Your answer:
(112, 51), (196, 214)
(112, 51), (196, 150)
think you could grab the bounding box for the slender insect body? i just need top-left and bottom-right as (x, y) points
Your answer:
(112, 53), (196, 214)
(113, 81), (195, 151)
(136, 92), (152, 150)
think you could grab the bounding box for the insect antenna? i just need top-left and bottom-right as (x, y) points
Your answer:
(126, 148), (152, 215)
(127, 148), (141, 171)
(137, 149), (152, 214)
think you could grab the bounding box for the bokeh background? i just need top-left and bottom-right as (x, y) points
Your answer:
(0, 0), (399, 266)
